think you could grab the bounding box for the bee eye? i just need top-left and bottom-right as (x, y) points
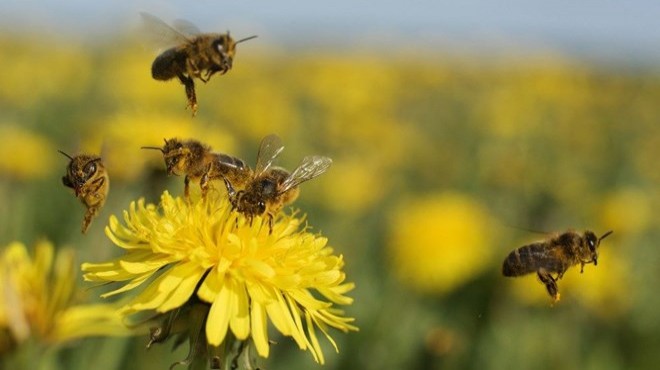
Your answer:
(588, 239), (596, 251)
(216, 43), (224, 52)
(175, 143), (183, 149)
(84, 162), (97, 176)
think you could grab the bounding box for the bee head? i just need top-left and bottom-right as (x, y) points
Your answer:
(583, 230), (614, 266)
(163, 139), (189, 176)
(59, 151), (102, 196)
(142, 138), (188, 176)
(212, 34), (234, 70)
(213, 33), (257, 71)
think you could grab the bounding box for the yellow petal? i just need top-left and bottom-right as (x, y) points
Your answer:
(53, 303), (132, 342)
(100, 272), (155, 298)
(250, 300), (269, 358)
(288, 289), (331, 311)
(158, 263), (206, 312)
(244, 259), (276, 279)
(106, 219), (149, 250)
(285, 294), (312, 351)
(315, 315), (340, 353)
(33, 241), (55, 278)
(206, 277), (232, 346)
(306, 312), (324, 364)
(121, 270), (174, 313)
(158, 261), (199, 292)
(120, 255), (171, 274)
(197, 267), (221, 303)
(246, 280), (277, 303)
(229, 280), (250, 340)
(265, 292), (294, 338)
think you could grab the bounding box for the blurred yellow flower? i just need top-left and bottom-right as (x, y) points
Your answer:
(100, 45), (184, 108)
(83, 190), (357, 364)
(318, 159), (386, 214)
(388, 192), (495, 294)
(293, 55), (398, 118)
(0, 241), (129, 354)
(0, 37), (91, 109)
(600, 188), (653, 235)
(211, 78), (299, 141)
(0, 124), (55, 180)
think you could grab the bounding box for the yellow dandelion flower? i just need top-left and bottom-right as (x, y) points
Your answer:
(82, 190), (357, 365)
(0, 241), (130, 355)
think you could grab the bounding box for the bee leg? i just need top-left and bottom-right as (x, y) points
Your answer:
(184, 176), (191, 200)
(90, 176), (106, 193)
(580, 261), (585, 273)
(204, 68), (219, 81)
(197, 69), (209, 83)
(222, 177), (237, 200)
(200, 169), (211, 200)
(537, 269), (560, 302)
(267, 214), (274, 235)
(187, 59), (203, 80)
(82, 205), (98, 234)
(177, 74), (198, 116)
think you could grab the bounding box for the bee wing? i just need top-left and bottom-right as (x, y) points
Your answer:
(140, 12), (193, 49)
(254, 134), (284, 176)
(172, 18), (201, 37)
(278, 156), (332, 194)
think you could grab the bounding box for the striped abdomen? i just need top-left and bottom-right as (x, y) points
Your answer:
(502, 242), (565, 277)
(151, 47), (187, 80)
(214, 153), (248, 170)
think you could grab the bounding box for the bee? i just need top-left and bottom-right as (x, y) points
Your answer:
(223, 134), (332, 230)
(59, 150), (109, 234)
(141, 12), (257, 116)
(142, 138), (252, 199)
(502, 230), (614, 302)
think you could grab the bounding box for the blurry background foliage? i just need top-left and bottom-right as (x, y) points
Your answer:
(0, 20), (659, 370)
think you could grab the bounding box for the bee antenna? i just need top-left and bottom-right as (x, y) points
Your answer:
(599, 230), (614, 242)
(57, 150), (74, 160)
(141, 146), (164, 153)
(236, 35), (258, 44)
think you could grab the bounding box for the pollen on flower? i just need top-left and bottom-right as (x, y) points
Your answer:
(82, 190), (357, 365)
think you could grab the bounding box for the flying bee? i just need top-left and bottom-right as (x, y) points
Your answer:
(59, 150), (109, 234)
(502, 229), (614, 302)
(141, 12), (257, 116)
(223, 134), (332, 230)
(142, 138), (252, 199)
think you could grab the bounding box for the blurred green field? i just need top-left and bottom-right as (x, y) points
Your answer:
(0, 33), (659, 370)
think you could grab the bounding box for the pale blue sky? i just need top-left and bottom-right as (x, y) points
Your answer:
(2, 1), (660, 61)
